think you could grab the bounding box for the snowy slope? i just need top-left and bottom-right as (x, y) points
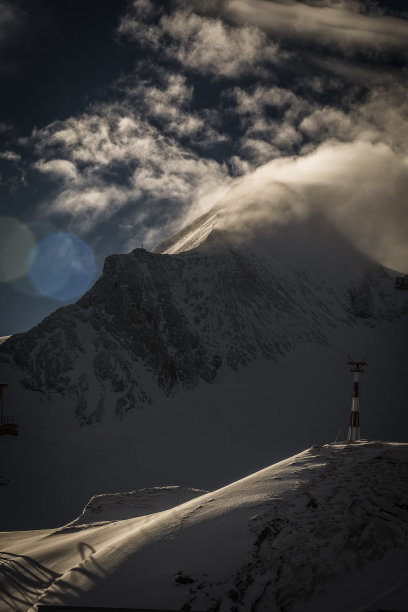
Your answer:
(63, 485), (207, 527)
(1, 441), (407, 612)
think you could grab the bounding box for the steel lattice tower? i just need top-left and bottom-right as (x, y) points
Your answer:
(347, 357), (367, 442)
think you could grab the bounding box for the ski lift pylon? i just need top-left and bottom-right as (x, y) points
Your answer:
(395, 275), (408, 290)
(0, 383), (18, 436)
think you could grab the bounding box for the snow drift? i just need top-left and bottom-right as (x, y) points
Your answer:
(1, 441), (407, 612)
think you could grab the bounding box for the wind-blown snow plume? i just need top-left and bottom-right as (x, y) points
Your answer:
(191, 138), (408, 272)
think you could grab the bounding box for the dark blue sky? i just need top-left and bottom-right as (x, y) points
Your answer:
(1, 0), (408, 335)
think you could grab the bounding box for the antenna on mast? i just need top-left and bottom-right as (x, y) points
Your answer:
(346, 357), (367, 442)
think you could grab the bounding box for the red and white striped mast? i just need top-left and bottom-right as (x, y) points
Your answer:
(347, 357), (367, 442)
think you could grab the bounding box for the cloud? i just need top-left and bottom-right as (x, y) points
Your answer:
(118, 72), (227, 144)
(0, 0), (25, 44)
(117, 0), (163, 48)
(354, 82), (408, 154)
(232, 85), (304, 116)
(31, 102), (230, 240)
(228, 84), (312, 157)
(33, 159), (79, 182)
(161, 9), (280, 77)
(21, 1), (408, 274)
(0, 122), (12, 134)
(0, 150), (21, 163)
(299, 107), (357, 143)
(0, 148), (26, 190)
(211, 139), (408, 272)
(224, 74), (408, 167)
(0, 0), (26, 75)
(119, 5), (281, 77)
(49, 186), (131, 232)
(296, 80), (408, 156)
(224, 0), (408, 57)
(238, 138), (282, 164)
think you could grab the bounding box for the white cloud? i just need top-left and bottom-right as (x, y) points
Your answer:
(224, 0), (408, 56)
(34, 159), (79, 182)
(120, 73), (226, 144)
(239, 138), (282, 164)
(297, 81), (408, 155)
(0, 150), (21, 163)
(226, 75), (408, 167)
(354, 82), (408, 154)
(162, 9), (280, 77)
(119, 6), (281, 78)
(229, 84), (312, 157)
(31, 103), (230, 240)
(299, 107), (355, 142)
(232, 86), (304, 117)
(49, 186), (131, 232)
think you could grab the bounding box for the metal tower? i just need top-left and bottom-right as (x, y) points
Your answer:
(0, 383), (18, 486)
(0, 384), (18, 437)
(347, 357), (367, 442)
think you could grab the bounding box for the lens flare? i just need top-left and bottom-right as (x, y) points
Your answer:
(0, 217), (36, 282)
(28, 232), (96, 301)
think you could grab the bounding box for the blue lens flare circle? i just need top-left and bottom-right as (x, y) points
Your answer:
(28, 232), (96, 301)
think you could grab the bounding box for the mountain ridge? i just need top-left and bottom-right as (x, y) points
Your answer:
(1, 211), (405, 425)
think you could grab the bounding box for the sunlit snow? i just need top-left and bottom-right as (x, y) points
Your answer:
(1, 442), (407, 612)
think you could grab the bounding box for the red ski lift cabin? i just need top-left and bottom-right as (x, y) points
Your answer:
(0, 384), (18, 436)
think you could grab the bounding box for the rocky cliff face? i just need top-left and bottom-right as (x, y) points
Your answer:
(0, 213), (406, 425)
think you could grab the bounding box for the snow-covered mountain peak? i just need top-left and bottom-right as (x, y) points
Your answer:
(0, 206), (406, 429)
(154, 203), (405, 303)
(153, 206), (220, 255)
(0, 202), (407, 531)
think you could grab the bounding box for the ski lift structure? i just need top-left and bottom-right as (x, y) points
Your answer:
(395, 275), (408, 290)
(0, 383), (18, 486)
(0, 383), (18, 437)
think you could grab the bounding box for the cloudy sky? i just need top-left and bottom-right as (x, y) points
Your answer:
(0, 0), (407, 334)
